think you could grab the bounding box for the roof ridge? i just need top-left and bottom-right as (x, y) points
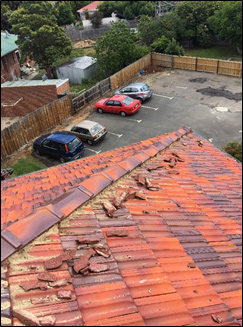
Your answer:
(1, 126), (192, 262)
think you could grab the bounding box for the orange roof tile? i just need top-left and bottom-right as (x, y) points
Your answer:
(1, 127), (242, 326)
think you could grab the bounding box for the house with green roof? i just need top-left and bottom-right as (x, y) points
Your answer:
(1, 32), (21, 84)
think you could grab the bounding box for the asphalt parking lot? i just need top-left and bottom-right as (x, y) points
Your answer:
(81, 69), (242, 159)
(12, 69), (242, 168)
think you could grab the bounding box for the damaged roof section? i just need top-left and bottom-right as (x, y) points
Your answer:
(1, 126), (242, 326)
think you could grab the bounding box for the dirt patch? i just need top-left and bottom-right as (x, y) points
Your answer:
(142, 65), (164, 75)
(196, 87), (242, 101)
(190, 78), (207, 83)
(73, 40), (96, 49)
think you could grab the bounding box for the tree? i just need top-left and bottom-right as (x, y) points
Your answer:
(90, 11), (103, 28)
(151, 35), (170, 53)
(137, 15), (163, 46)
(69, 1), (92, 19)
(9, 1), (72, 77)
(208, 1), (242, 47)
(95, 21), (137, 77)
(55, 2), (75, 26)
(164, 38), (184, 56)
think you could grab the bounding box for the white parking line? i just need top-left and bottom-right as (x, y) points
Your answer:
(126, 119), (142, 123)
(239, 130), (242, 133)
(142, 105), (158, 111)
(176, 86), (187, 89)
(85, 148), (101, 154)
(153, 93), (174, 100)
(108, 132), (123, 137)
(209, 138), (213, 143)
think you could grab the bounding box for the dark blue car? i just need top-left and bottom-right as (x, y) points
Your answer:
(33, 132), (85, 163)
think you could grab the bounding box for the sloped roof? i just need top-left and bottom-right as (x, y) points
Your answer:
(2, 79), (69, 88)
(1, 33), (18, 57)
(77, 1), (103, 12)
(1, 127), (242, 326)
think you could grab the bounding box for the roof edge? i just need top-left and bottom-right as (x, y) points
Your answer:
(1, 126), (192, 262)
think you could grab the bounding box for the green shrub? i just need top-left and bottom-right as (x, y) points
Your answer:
(223, 141), (242, 162)
(151, 35), (170, 53)
(164, 38), (184, 56)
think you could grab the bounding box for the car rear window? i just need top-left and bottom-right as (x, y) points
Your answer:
(141, 84), (150, 91)
(122, 96), (134, 106)
(90, 123), (103, 135)
(67, 137), (81, 151)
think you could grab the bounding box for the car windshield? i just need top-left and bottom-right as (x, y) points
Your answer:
(122, 96), (134, 106)
(90, 123), (103, 135)
(141, 84), (150, 91)
(67, 137), (81, 151)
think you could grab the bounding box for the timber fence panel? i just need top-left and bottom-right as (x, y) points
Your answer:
(1, 96), (72, 159)
(218, 60), (242, 76)
(151, 53), (172, 68)
(196, 58), (218, 73)
(110, 53), (152, 89)
(173, 56), (196, 70)
(72, 77), (111, 113)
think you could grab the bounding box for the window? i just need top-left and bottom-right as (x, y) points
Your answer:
(113, 101), (122, 107)
(51, 142), (59, 150)
(59, 144), (66, 152)
(15, 50), (20, 62)
(67, 138), (81, 151)
(11, 53), (15, 63)
(122, 88), (131, 93)
(43, 140), (54, 147)
(131, 88), (138, 92)
(106, 101), (114, 106)
(141, 85), (150, 91)
(122, 97), (134, 106)
(90, 124), (103, 135)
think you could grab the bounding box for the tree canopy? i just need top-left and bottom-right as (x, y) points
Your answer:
(208, 1), (242, 47)
(9, 1), (72, 76)
(95, 21), (137, 77)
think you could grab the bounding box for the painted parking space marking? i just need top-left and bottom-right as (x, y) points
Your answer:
(108, 132), (123, 137)
(126, 119), (142, 123)
(153, 93), (174, 100)
(176, 86), (187, 89)
(209, 138), (213, 143)
(85, 148), (101, 154)
(239, 130), (242, 133)
(142, 105), (158, 111)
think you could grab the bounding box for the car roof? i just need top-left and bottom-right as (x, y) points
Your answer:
(110, 94), (130, 101)
(124, 83), (147, 88)
(72, 120), (101, 129)
(47, 132), (76, 144)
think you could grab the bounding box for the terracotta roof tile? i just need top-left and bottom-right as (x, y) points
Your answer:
(1, 127), (242, 326)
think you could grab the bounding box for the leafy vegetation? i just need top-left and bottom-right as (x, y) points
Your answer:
(90, 11), (103, 28)
(55, 2), (75, 26)
(98, 1), (154, 19)
(223, 142), (242, 162)
(9, 1), (72, 77)
(10, 155), (47, 178)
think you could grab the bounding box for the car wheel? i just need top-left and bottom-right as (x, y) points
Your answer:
(97, 108), (103, 114)
(120, 111), (126, 117)
(138, 98), (143, 104)
(87, 139), (93, 146)
(59, 157), (65, 163)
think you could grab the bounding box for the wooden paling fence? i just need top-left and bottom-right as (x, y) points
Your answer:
(72, 77), (111, 113)
(151, 52), (242, 76)
(1, 96), (72, 160)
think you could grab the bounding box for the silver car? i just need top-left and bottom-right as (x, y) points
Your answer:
(65, 120), (107, 145)
(114, 83), (152, 103)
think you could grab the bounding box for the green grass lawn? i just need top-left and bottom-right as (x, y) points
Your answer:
(8, 155), (47, 178)
(185, 45), (242, 61)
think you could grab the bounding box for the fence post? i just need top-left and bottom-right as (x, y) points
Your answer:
(99, 83), (102, 96)
(217, 60), (220, 74)
(195, 57), (198, 71)
(171, 55), (174, 69)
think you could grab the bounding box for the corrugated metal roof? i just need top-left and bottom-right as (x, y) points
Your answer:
(58, 56), (97, 70)
(1, 79), (69, 88)
(1, 32), (18, 57)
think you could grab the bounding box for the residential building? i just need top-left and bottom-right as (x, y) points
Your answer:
(1, 32), (21, 84)
(77, 1), (104, 21)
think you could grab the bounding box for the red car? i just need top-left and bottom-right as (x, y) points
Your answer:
(95, 95), (141, 117)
